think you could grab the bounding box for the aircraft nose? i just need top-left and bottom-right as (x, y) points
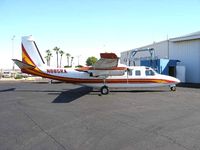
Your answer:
(173, 77), (181, 84)
(176, 79), (180, 84)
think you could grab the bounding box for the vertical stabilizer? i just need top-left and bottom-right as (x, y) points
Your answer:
(22, 36), (45, 67)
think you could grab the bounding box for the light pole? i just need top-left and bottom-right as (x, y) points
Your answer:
(77, 55), (81, 66)
(11, 35), (15, 71)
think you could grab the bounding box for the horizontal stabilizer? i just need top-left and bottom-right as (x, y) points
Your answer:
(12, 59), (35, 70)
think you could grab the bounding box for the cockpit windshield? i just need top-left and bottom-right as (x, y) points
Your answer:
(145, 69), (156, 76)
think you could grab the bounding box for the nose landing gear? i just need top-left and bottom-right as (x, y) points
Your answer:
(170, 86), (176, 91)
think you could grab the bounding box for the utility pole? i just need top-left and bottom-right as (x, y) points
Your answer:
(167, 34), (169, 59)
(77, 55), (81, 66)
(11, 35), (15, 71)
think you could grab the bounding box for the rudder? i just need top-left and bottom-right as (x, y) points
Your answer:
(22, 36), (45, 67)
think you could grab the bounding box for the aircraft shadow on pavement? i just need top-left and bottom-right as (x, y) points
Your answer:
(0, 88), (16, 93)
(51, 88), (168, 103)
(51, 86), (93, 103)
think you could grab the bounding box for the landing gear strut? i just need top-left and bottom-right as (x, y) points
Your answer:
(170, 86), (176, 91)
(100, 86), (109, 95)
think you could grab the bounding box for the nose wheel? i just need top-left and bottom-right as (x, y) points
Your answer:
(170, 86), (176, 91)
(100, 86), (109, 95)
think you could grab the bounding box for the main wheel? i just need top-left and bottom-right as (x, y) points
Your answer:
(170, 86), (176, 91)
(100, 86), (109, 95)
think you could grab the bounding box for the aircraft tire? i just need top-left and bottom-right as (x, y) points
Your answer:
(170, 86), (176, 91)
(101, 86), (109, 95)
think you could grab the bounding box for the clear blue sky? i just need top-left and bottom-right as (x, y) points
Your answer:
(1, 0), (200, 69)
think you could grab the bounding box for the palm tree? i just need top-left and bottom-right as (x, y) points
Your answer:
(66, 53), (71, 67)
(59, 50), (64, 68)
(70, 56), (74, 67)
(45, 49), (52, 66)
(53, 46), (60, 68)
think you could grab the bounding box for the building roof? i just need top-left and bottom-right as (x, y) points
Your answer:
(170, 31), (200, 42)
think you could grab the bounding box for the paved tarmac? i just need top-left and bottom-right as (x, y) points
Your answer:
(0, 81), (200, 150)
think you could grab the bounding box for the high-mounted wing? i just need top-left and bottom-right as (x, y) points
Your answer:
(77, 53), (127, 77)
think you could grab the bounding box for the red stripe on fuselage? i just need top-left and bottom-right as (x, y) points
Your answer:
(22, 67), (176, 84)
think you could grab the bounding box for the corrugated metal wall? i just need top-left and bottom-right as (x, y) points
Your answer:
(139, 41), (169, 59)
(120, 41), (169, 66)
(169, 39), (200, 83)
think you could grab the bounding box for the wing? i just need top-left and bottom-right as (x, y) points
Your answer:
(76, 53), (127, 77)
(92, 53), (119, 69)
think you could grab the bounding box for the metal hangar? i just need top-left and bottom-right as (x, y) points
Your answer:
(120, 31), (200, 83)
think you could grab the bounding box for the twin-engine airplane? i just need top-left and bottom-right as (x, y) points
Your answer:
(13, 36), (180, 95)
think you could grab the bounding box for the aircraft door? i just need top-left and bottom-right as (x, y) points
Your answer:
(127, 69), (133, 83)
(169, 66), (176, 77)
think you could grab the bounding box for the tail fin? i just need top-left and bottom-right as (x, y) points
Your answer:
(22, 36), (45, 67)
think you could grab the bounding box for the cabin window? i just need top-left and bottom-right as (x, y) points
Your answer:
(145, 70), (155, 76)
(135, 70), (141, 76)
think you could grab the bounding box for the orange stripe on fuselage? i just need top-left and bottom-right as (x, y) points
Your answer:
(22, 67), (175, 84)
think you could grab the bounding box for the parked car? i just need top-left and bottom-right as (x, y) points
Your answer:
(2, 71), (12, 78)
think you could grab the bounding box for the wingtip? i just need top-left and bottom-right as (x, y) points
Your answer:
(100, 53), (118, 59)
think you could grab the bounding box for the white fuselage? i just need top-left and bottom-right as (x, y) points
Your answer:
(39, 66), (180, 89)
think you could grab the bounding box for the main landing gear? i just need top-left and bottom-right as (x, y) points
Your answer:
(100, 85), (109, 95)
